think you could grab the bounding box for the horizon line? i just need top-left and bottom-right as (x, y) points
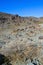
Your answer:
(0, 11), (43, 18)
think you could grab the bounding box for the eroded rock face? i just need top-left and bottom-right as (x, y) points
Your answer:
(0, 12), (43, 65)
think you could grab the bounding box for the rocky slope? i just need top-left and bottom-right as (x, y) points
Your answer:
(0, 12), (43, 65)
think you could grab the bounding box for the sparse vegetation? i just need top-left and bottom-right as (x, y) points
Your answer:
(0, 12), (43, 65)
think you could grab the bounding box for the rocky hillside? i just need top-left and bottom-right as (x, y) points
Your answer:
(0, 12), (43, 65)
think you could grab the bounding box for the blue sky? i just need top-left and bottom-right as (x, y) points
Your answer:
(0, 0), (43, 17)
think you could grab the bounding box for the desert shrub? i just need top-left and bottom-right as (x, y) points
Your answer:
(0, 54), (12, 65)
